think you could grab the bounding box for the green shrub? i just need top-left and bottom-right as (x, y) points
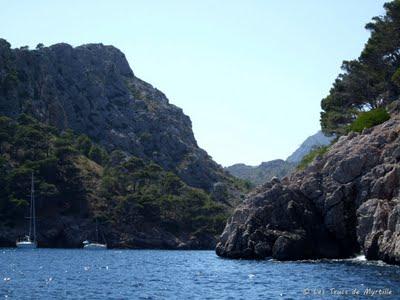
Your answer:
(76, 135), (92, 156)
(88, 145), (104, 165)
(391, 68), (400, 88)
(297, 146), (329, 170)
(54, 146), (78, 159)
(348, 108), (390, 133)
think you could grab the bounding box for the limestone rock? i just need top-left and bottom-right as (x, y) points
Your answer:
(217, 115), (400, 264)
(0, 39), (237, 195)
(357, 198), (400, 264)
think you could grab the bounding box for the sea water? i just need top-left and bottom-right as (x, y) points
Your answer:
(0, 249), (399, 299)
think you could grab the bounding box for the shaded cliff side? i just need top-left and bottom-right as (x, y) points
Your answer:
(216, 108), (400, 264)
(0, 115), (227, 249)
(0, 39), (250, 248)
(0, 39), (242, 198)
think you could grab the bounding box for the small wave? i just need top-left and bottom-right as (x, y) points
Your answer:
(265, 255), (397, 267)
(353, 254), (366, 261)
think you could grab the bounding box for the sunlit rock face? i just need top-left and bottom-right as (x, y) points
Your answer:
(217, 113), (400, 264)
(0, 39), (237, 194)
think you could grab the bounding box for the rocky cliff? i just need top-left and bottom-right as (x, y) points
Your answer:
(0, 38), (249, 249)
(216, 108), (400, 264)
(0, 39), (238, 195)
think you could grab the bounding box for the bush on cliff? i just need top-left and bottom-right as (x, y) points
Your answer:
(348, 108), (390, 133)
(297, 146), (329, 170)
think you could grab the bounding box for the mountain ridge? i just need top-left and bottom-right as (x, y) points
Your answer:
(286, 131), (335, 163)
(225, 159), (295, 186)
(0, 39), (246, 203)
(225, 131), (333, 186)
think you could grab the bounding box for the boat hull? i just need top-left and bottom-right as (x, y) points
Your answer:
(83, 243), (107, 250)
(16, 242), (37, 249)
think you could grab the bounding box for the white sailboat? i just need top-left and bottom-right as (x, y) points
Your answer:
(83, 219), (107, 250)
(16, 173), (37, 249)
(83, 240), (107, 250)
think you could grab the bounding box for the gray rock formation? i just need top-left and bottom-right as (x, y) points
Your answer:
(0, 39), (237, 195)
(357, 198), (400, 264)
(216, 113), (400, 264)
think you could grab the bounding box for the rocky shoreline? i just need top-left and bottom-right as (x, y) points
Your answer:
(216, 107), (400, 264)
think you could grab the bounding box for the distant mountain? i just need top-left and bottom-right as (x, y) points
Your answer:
(286, 131), (334, 163)
(225, 160), (295, 186)
(225, 131), (334, 186)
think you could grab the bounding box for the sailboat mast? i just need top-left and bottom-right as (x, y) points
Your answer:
(28, 173), (33, 239)
(96, 219), (99, 242)
(31, 172), (36, 242)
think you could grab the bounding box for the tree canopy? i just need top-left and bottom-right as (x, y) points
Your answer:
(0, 114), (227, 236)
(321, 0), (400, 134)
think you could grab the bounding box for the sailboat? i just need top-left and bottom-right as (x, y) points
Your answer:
(83, 219), (107, 250)
(16, 173), (37, 249)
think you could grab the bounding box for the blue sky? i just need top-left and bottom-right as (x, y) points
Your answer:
(0, 0), (387, 166)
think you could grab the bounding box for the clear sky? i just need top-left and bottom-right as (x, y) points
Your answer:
(0, 0), (387, 166)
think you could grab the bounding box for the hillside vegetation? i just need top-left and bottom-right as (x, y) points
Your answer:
(0, 114), (227, 247)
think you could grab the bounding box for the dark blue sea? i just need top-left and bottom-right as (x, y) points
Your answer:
(0, 249), (399, 299)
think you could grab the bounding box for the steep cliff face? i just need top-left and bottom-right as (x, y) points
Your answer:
(0, 39), (234, 193)
(216, 110), (400, 264)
